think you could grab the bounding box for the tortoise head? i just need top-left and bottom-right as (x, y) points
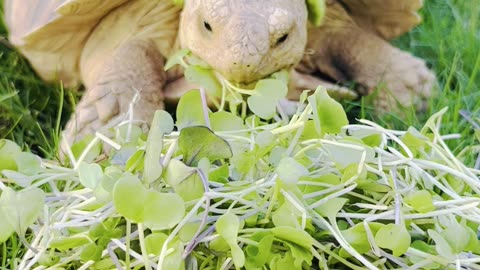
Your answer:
(179, 0), (308, 84)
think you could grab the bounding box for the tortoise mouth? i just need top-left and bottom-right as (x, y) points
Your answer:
(218, 63), (296, 85)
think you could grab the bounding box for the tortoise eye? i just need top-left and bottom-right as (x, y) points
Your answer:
(275, 33), (289, 46)
(203, 21), (212, 32)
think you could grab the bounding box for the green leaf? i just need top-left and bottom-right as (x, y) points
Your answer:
(1, 170), (38, 188)
(322, 139), (375, 169)
(283, 241), (313, 268)
(179, 222), (200, 242)
(256, 131), (274, 147)
(245, 234), (274, 269)
(172, 0), (184, 6)
(160, 238), (185, 270)
(0, 187), (45, 238)
(50, 236), (91, 251)
(125, 149), (145, 172)
(408, 241), (441, 269)
(70, 134), (102, 163)
(184, 65), (222, 97)
(314, 197), (349, 219)
(428, 229), (455, 258)
(375, 224), (411, 256)
(37, 254), (60, 267)
(78, 162), (103, 189)
(356, 178), (391, 193)
(112, 174), (185, 229)
(309, 86), (348, 136)
(209, 164), (229, 184)
(271, 69), (290, 85)
(210, 111), (246, 136)
(164, 159), (195, 185)
(441, 217), (472, 253)
(0, 139), (21, 171)
(92, 258), (116, 270)
(174, 172), (204, 202)
(143, 190), (185, 230)
(15, 152), (42, 175)
(89, 223), (107, 239)
(411, 240), (437, 254)
(100, 166), (123, 193)
(80, 243), (102, 262)
(209, 236), (230, 252)
(340, 222), (383, 256)
(0, 208), (14, 243)
(271, 226), (314, 250)
(247, 79), (288, 119)
(405, 190), (435, 213)
(272, 202), (300, 228)
(112, 175), (146, 223)
(216, 213), (245, 268)
(306, 0), (326, 26)
(401, 127), (430, 156)
(300, 174), (340, 195)
(178, 126), (232, 166)
(164, 48), (189, 70)
(176, 90), (207, 130)
(145, 233), (168, 255)
(164, 160), (204, 201)
(144, 110), (173, 184)
(464, 225), (480, 253)
(269, 252), (296, 270)
(232, 148), (259, 175)
(117, 124), (144, 144)
(276, 157), (309, 185)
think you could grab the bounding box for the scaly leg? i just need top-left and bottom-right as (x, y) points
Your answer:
(299, 1), (435, 111)
(63, 39), (166, 147)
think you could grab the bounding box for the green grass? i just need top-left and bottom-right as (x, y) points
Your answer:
(0, 1), (76, 159)
(0, 0), (479, 268)
(390, 0), (480, 164)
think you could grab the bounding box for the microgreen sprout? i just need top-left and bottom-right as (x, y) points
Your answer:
(1, 51), (479, 269)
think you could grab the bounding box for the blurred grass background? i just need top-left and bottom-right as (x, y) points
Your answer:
(0, 0), (478, 161)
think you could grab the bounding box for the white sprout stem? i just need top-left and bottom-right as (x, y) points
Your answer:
(126, 90), (141, 143)
(110, 239), (152, 265)
(157, 196), (208, 268)
(363, 220), (381, 256)
(308, 184), (357, 209)
(199, 88), (211, 129)
(182, 169), (211, 258)
(77, 261), (95, 270)
(161, 138), (178, 168)
(61, 138), (77, 167)
(125, 219), (132, 269)
(311, 211), (379, 270)
(280, 189), (307, 230)
(95, 132), (121, 150)
(138, 223), (152, 270)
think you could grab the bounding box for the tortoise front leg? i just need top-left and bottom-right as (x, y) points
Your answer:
(62, 39), (166, 147)
(300, 1), (435, 112)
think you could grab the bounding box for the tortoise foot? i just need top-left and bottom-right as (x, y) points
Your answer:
(363, 48), (436, 113)
(61, 39), (167, 152)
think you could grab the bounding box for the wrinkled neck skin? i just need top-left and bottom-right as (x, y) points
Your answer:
(179, 0), (308, 84)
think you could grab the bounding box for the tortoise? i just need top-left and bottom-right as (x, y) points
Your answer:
(4, 0), (435, 147)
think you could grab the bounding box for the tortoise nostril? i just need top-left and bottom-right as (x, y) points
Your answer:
(203, 21), (212, 32)
(275, 33), (289, 47)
